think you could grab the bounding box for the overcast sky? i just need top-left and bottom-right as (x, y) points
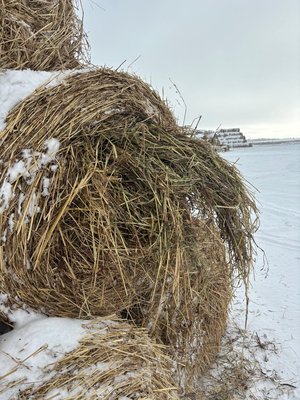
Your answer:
(82, 0), (300, 138)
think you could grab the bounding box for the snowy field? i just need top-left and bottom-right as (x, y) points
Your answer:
(219, 143), (300, 399)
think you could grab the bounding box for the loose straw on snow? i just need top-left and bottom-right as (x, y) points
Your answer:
(0, 317), (179, 400)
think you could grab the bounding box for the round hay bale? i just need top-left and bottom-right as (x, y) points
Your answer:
(0, 0), (89, 70)
(0, 68), (257, 390)
(0, 316), (179, 399)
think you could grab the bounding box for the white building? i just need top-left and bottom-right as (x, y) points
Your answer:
(196, 128), (251, 149)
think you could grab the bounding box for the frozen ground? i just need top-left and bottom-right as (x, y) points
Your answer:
(212, 143), (300, 399)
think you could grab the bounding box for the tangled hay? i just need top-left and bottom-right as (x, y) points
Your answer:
(0, 317), (179, 399)
(0, 68), (257, 390)
(0, 0), (89, 70)
(144, 219), (232, 389)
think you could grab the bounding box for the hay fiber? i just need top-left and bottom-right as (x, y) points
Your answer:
(0, 68), (258, 391)
(0, 316), (179, 399)
(0, 0), (89, 71)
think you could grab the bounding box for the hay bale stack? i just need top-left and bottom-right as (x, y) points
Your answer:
(0, 68), (257, 390)
(0, 317), (179, 399)
(0, 0), (88, 70)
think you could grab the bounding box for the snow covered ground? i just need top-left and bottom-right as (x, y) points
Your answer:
(219, 143), (300, 399)
(0, 314), (86, 399)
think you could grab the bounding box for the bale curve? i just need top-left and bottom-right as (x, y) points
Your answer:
(0, 68), (257, 390)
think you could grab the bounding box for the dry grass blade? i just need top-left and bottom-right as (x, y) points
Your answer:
(0, 0), (89, 70)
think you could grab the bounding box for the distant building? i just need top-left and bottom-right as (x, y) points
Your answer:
(196, 128), (251, 149)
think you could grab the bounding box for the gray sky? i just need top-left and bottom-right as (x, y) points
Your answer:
(82, 0), (300, 138)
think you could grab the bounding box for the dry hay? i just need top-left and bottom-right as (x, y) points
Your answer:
(0, 317), (179, 399)
(196, 323), (292, 400)
(145, 219), (232, 390)
(0, 68), (258, 390)
(0, 0), (89, 70)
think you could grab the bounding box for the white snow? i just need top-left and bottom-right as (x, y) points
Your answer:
(0, 316), (85, 399)
(27, 191), (40, 217)
(0, 69), (92, 133)
(0, 307), (140, 399)
(42, 177), (51, 197)
(0, 295), (44, 329)
(8, 213), (14, 233)
(0, 70), (63, 132)
(1, 228), (7, 243)
(0, 71), (69, 216)
(220, 143), (300, 399)
(39, 138), (60, 167)
(7, 160), (26, 182)
(0, 138), (60, 216)
(0, 180), (13, 213)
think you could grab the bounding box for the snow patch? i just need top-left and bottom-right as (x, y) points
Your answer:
(8, 213), (14, 233)
(42, 177), (51, 197)
(0, 181), (13, 213)
(0, 69), (93, 132)
(7, 160), (26, 182)
(0, 138), (60, 215)
(40, 138), (60, 167)
(0, 317), (85, 399)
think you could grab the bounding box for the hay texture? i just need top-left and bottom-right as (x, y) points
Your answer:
(0, 0), (89, 70)
(0, 68), (257, 390)
(0, 316), (179, 399)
